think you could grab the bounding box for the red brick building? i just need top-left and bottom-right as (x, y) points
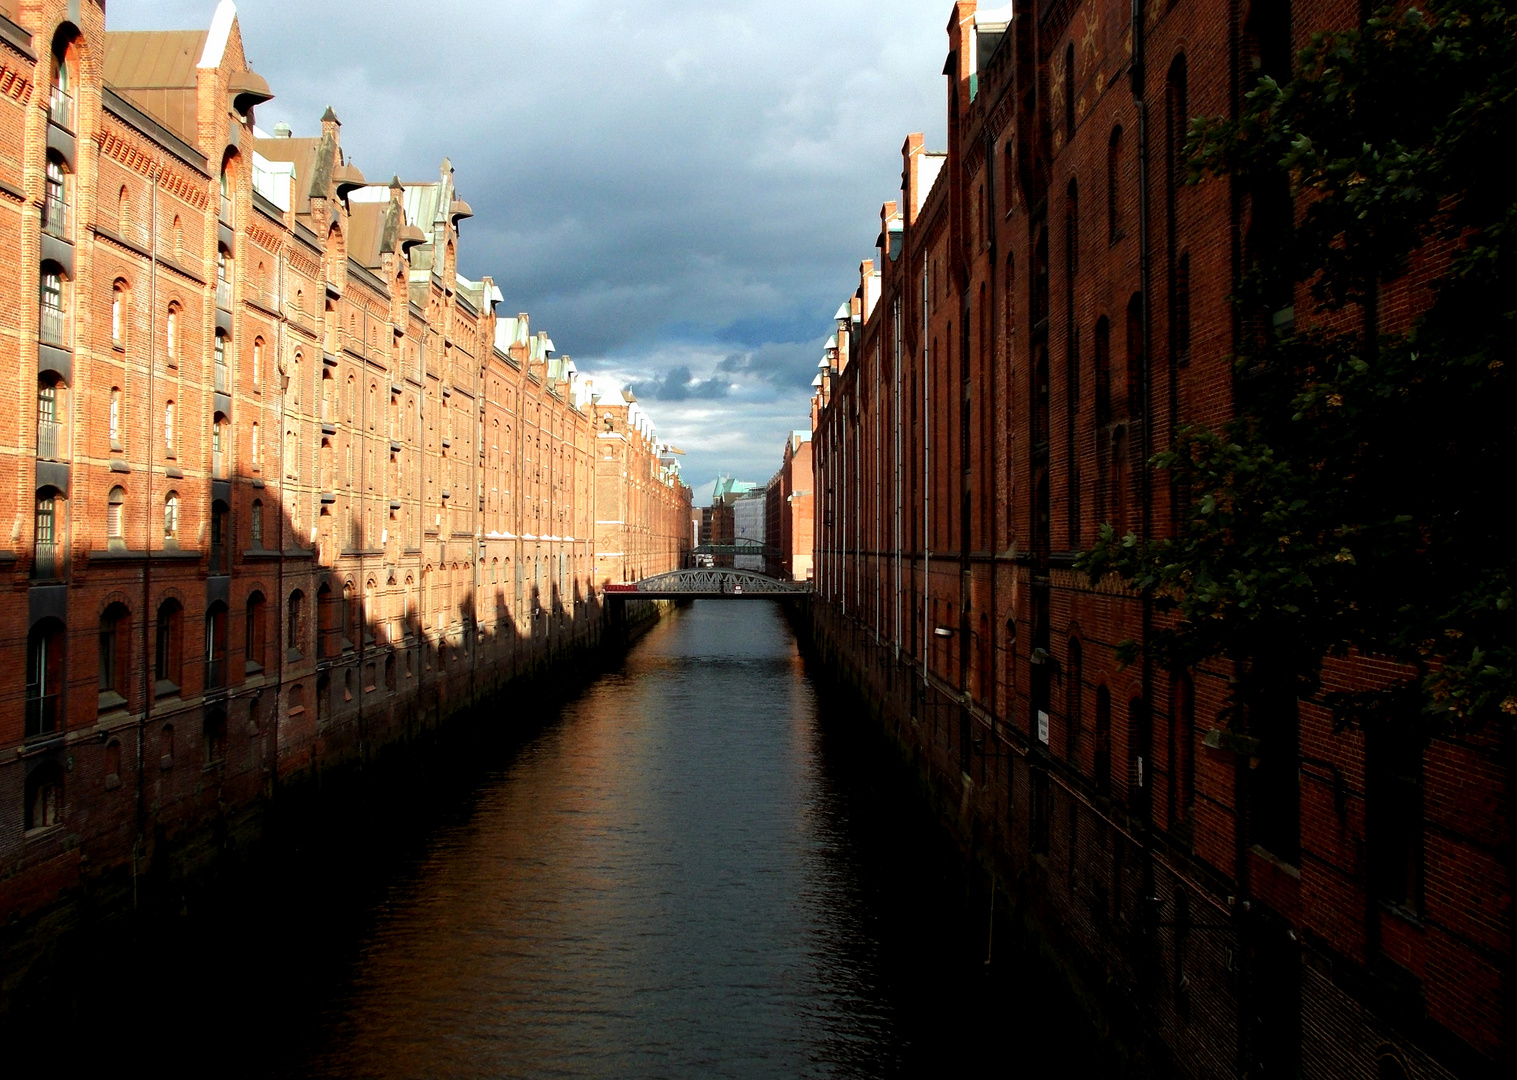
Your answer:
(0, 0), (689, 930)
(809, 3), (1509, 1078)
(765, 430), (813, 582)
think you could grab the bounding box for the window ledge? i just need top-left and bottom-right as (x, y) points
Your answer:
(97, 690), (128, 713)
(154, 678), (180, 699)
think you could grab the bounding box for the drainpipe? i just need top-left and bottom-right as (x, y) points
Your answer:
(922, 259), (931, 694)
(136, 158), (162, 906)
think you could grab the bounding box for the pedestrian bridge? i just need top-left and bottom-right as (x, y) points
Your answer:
(603, 568), (811, 600)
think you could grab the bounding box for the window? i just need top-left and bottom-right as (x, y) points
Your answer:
(154, 599), (183, 693)
(25, 763), (64, 832)
(245, 592), (267, 673)
(214, 332), (228, 387)
(99, 603), (130, 710)
(204, 602), (228, 690)
(253, 337), (263, 388)
(203, 709), (227, 765)
(37, 378), (61, 460)
(25, 619), (66, 738)
(111, 281), (126, 345)
(250, 421), (260, 471)
(1249, 663), (1301, 865)
(49, 47), (72, 128)
(39, 264), (65, 346)
(164, 400), (175, 456)
(1063, 43), (1076, 140)
(163, 490), (179, 540)
(109, 387), (122, 450)
(43, 156), (66, 236)
(107, 485), (125, 540)
(165, 305), (178, 362)
(1108, 126), (1125, 243)
(212, 415), (228, 478)
(210, 501), (228, 573)
(287, 590), (305, 658)
(118, 186), (132, 235)
(250, 498), (264, 548)
(34, 491), (59, 578)
(216, 248), (231, 311)
(1066, 638), (1083, 759)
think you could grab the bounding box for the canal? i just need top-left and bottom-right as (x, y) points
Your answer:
(23, 602), (1108, 1077)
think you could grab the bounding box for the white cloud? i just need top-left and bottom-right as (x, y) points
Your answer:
(112, 0), (948, 484)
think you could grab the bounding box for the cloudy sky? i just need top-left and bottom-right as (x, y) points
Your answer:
(113, 0), (950, 502)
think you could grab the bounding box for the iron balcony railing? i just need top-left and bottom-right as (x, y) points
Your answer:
(216, 278), (232, 311)
(39, 305), (65, 347)
(48, 86), (72, 129)
(42, 194), (66, 236)
(33, 540), (58, 580)
(36, 419), (61, 460)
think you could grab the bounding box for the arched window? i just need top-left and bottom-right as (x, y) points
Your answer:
(317, 582), (335, 658)
(346, 374), (356, 423)
(37, 376), (61, 461)
(43, 155), (67, 236)
(210, 500), (229, 573)
(163, 490), (180, 540)
(220, 160), (233, 223)
(107, 485), (126, 541)
(245, 591), (267, 673)
(154, 598), (183, 693)
(1066, 638), (1084, 758)
(1094, 686), (1112, 794)
(163, 399), (176, 456)
(1108, 126), (1125, 243)
(100, 603), (131, 710)
(1094, 316), (1111, 423)
(250, 421), (260, 471)
(214, 332), (229, 390)
(172, 216), (183, 258)
(1063, 42), (1076, 140)
(109, 387), (123, 450)
(205, 601), (228, 689)
(34, 489), (60, 579)
(49, 41), (72, 128)
(111, 280), (128, 346)
(39, 262), (66, 345)
(253, 337), (264, 388)
(287, 590), (305, 658)
(118, 186), (133, 236)
(26, 618), (66, 737)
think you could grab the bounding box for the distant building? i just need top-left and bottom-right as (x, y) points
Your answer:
(765, 431), (812, 582)
(732, 490), (766, 572)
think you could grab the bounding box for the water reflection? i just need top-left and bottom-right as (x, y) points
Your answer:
(13, 603), (1104, 1078)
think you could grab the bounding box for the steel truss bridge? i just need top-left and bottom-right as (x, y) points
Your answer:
(604, 568), (811, 600)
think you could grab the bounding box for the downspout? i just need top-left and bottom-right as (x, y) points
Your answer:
(893, 298), (903, 663)
(922, 260), (931, 691)
(136, 158), (162, 906)
(985, 117), (999, 727)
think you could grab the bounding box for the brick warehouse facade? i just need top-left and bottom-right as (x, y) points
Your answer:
(808, 3), (1509, 1079)
(0, 0), (690, 931)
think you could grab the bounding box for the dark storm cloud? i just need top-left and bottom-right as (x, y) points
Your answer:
(628, 365), (731, 402)
(111, 0), (948, 484)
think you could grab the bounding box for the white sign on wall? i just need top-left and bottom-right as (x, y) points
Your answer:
(1037, 710), (1050, 744)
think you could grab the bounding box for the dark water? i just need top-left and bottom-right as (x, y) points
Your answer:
(18, 603), (1104, 1077)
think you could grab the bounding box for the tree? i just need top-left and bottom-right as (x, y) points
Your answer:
(1078, 1), (1517, 732)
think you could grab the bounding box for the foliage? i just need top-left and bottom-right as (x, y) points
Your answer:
(1077, 1), (1517, 731)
